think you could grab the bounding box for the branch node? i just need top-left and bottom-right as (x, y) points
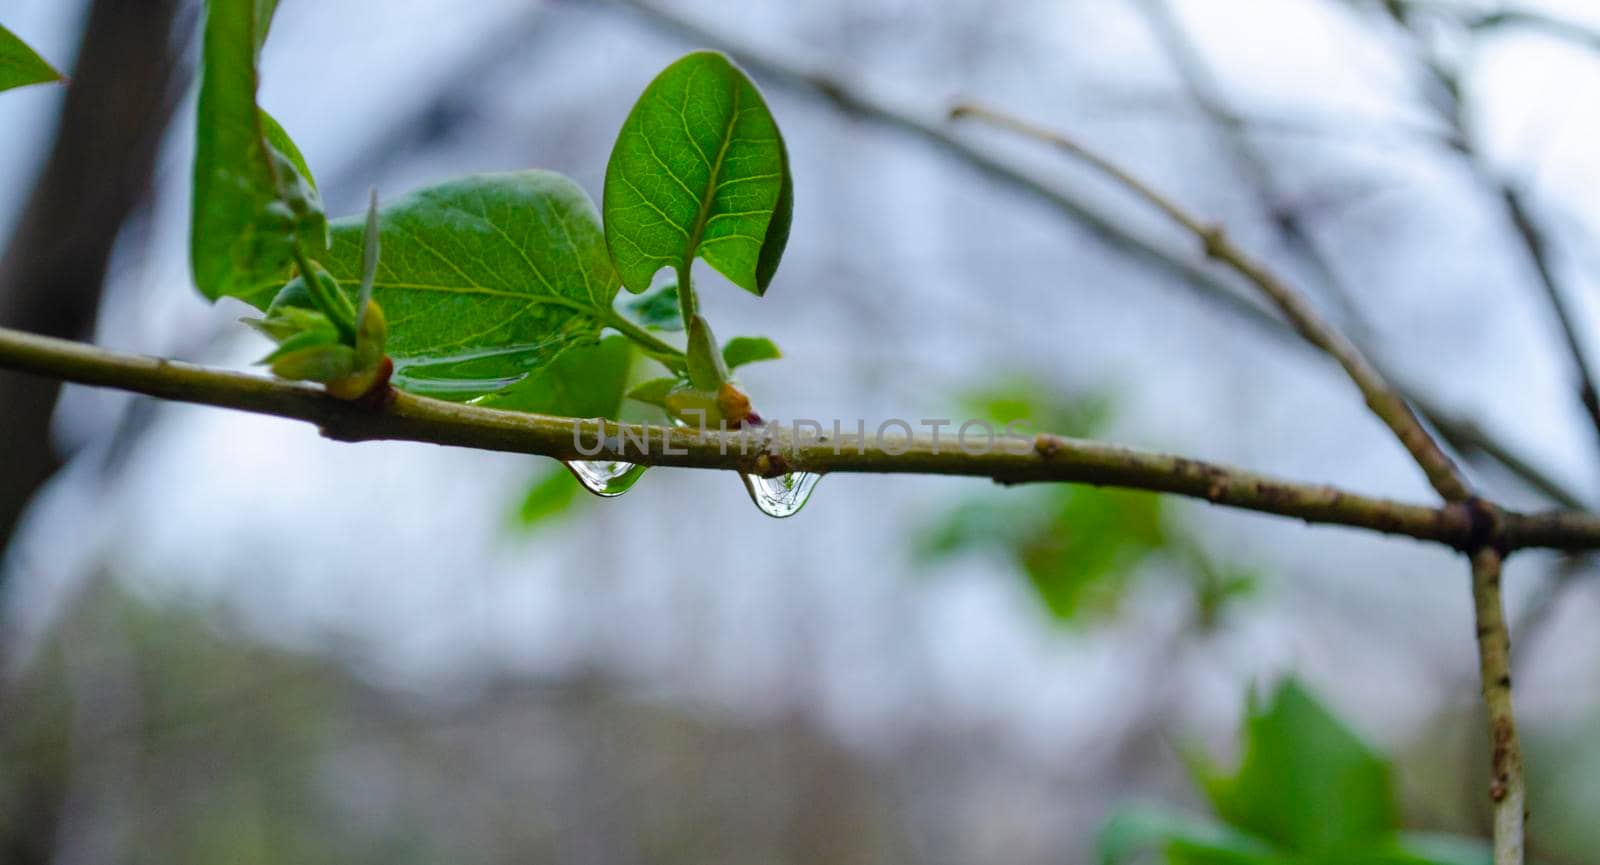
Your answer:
(1199, 224), (1229, 259)
(1461, 495), (1508, 555)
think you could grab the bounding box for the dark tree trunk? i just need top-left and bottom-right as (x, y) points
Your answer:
(0, 0), (189, 559)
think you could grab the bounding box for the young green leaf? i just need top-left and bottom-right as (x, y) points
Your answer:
(0, 23), (64, 93)
(259, 109), (317, 192)
(190, 0), (324, 307)
(722, 336), (780, 369)
(685, 315), (730, 391)
(281, 171), (623, 400)
(478, 335), (634, 420)
(603, 51), (793, 297)
(355, 187), (380, 332)
(626, 377), (677, 407)
(624, 283), (684, 331)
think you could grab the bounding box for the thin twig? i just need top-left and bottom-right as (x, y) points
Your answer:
(0, 324), (1595, 551)
(599, 0), (1586, 512)
(950, 103), (1472, 502)
(1384, 1), (1600, 459)
(1134, 0), (1367, 332)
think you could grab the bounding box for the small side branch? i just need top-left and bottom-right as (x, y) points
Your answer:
(1472, 547), (1526, 865)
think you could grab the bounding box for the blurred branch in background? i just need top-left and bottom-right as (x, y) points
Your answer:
(1134, 0), (1369, 335)
(599, 0), (1587, 512)
(1377, 0), (1600, 463)
(0, 0), (191, 558)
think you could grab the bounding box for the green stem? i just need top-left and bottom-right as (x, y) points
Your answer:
(676, 263), (699, 328)
(605, 311), (685, 367)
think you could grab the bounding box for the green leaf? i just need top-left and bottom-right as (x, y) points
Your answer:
(259, 109), (317, 192)
(603, 51), (793, 296)
(515, 465), (584, 528)
(0, 23), (63, 93)
(280, 171), (622, 401)
(190, 0), (324, 307)
(624, 283), (684, 331)
(722, 335), (780, 369)
(1195, 679), (1396, 855)
(479, 335), (633, 419)
(1097, 806), (1276, 865)
(626, 377), (677, 407)
(917, 486), (1164, 624)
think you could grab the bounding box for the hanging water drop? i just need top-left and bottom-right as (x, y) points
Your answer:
(742, 472), (820, 518)
(565, 460), (647, 497)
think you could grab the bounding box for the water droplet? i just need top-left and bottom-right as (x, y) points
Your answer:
(565, 460), (646, 497)
(742, 472), (820, 518)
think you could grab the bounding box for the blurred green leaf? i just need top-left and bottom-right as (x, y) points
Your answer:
(1100, 684), (1495, 865)
(191, 0), (324, 307)
(281, 172), (621, 401)
(479, 335), (633, 419)
(917, 380), (1164, 623)
(0, 23), (63, 93)
(1195, 680), (1395, 855)
(958, 376), (1114, 439)
(603, 51), (793, 296)
(515, 464), (584, 528)
(722, 336), (781, 369)
(1098, 806), (1276, 865)
(625, 283), (683, 331)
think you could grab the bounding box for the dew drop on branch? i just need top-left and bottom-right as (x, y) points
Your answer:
(742, 472), (820, 518)
(565, 460), (646, 497)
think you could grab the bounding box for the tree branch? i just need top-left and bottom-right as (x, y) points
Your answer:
(0, 325), (1595, 552)
(600, 0), (1585, 513)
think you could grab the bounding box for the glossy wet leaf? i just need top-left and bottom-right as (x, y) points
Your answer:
(604, 51), (793, 296)
(722, 335), (780, 369)
(1195, 680), (1395, 855)
(191, 0), (324, 307)
(479, 335), (633, 419)
(277, 171), (622, 401)
(0, 23), (63, 93)
(625, 283), (683, 331)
